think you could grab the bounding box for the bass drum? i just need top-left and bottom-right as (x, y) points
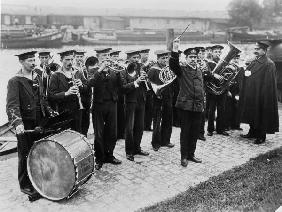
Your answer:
(27, 130), (94, 201)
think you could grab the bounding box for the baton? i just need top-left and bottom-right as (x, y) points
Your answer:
(176, 24), (190, 39)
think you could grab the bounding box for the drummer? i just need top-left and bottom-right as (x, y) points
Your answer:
(6, 51), (54, 200)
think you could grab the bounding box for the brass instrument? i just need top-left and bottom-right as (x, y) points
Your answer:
(47, 62), (60, 72)
(150, 65), (177, 97)
(139, 62), (151, 91)
(140, 67), (150, 91)
(71, 71), (84, 110)
(205, 41), (241, 95)
(102, 59), (127, 72)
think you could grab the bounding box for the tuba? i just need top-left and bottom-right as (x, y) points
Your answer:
(205, 41), (241, 95)
(150, 65), (177, 97)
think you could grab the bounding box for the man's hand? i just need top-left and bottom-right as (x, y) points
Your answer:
(98, 61), (110, 72)
(135, 76), (143, 85)
(65, 86), (78, 96)
(16, 124), (25, 135)
(74, 79), (82, 87)
(213, 73), (224, 81)
(173, 38), (180, 52)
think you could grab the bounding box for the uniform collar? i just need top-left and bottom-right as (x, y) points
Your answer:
(256, 54), (267, 64)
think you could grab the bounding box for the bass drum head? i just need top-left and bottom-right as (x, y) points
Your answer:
(27, 139), (76, 201)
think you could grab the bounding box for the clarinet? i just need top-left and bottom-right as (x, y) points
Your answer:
(71, 71), (84, 110)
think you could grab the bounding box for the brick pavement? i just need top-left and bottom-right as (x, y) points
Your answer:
(0, 110), (281, 212)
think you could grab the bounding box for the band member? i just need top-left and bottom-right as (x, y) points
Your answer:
(73, 50), (92, 136)
(35, 51), (54, 96)
(109, 50), (125, 139)
(74, 50), (87, 77)
(6, 51), (54, 199)
(205, 46), (213, 61)
(223, 54), (243, 131)
(109, 49), (121, 61)
(88, 48), (121, 170)
(196, 46), (210, 141)
(148, 50), (175, 151)
(239, 41), (279, 144)
(120, 50), (149, 162)
(79, 56), (98, 136)
(48, 50), (87, 133)
(170, 40), (203, 167)
(206, 45), (230, 136)
(140, 48), (154, 131)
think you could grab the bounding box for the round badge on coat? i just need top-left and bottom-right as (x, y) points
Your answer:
(245, 70), (251, 77)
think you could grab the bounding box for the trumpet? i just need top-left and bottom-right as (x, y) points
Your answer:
(71, 72), (84, 110)
(139, 64), (151, 91)
(101, 59), (127, 72)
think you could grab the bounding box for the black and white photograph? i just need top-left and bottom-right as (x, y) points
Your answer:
(0, 0), (282, 211)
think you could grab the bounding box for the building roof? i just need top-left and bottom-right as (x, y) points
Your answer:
(2, 4), (229, 20)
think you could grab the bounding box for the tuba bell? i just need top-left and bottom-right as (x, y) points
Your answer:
(205, 41), (241, 95)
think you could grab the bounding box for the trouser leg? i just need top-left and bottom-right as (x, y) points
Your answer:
(125, 103), (136, 155)
(160, 103), (173, 145)
(133, 103), (145, 152)
(187, 112), (201, 158)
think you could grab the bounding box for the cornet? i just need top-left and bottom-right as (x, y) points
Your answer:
(101, 59), (127, 72)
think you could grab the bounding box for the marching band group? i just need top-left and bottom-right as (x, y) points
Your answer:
(6, 38), (279, 199)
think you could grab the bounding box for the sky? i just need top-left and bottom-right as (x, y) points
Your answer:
(2, 0), (234, 11)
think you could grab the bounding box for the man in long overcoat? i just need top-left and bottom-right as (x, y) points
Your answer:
(239, 41), (279, 144)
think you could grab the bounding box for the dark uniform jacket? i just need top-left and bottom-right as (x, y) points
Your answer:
(88, 68), (119, 104)
(169, 51), (204, 112)
(6, 70), (51, 128)
(239, 55), (279, 133)
(48, 68), (88, 113)
(120, 63), (147, 103)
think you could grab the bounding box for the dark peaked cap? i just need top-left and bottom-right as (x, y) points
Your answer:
(125, 50), (140, 56)
(139, 48), (150, 53)
(154, 50), (170, 57)
(195, 47), (205, 52)
(256, 41), (270, 50)
(38, 51), (50, 56)
(15, 51), (37, 60)
(95, 48), (112, 54)
(58, 50), (76, 57)
(211, 45), (224, 50)
(109, 50), (121, 56)
(183, 48), (198, 56)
